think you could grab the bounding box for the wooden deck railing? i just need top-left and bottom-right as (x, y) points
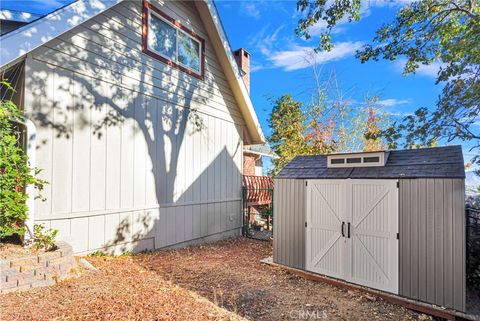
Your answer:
(242, 175), (274, 206)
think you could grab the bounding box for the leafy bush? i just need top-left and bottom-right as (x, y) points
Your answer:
(87, 250), (108, 257)
(32, 224), (58, 251)
(0, 81), (46, 240)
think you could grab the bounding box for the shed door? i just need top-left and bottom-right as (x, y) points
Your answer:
(305, 180), (346, 279)
(348, 180), (398, 293)
(306, 179), (398, 294)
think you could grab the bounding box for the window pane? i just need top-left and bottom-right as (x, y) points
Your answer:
(346, 157), (361, 164)
(149, 14), (176, 60)
(331, 158), (345, 164)
(178, 31), (200, 72)
(363, 156), (380, 163)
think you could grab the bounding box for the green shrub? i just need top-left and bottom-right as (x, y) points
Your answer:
(87, 250), (108, 257)
(32, 224), (58, 251)
(0, 81), (46, 240)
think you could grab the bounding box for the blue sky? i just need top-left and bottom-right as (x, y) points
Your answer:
(1, 0), (478, 168)
(213, 0), (478, 169)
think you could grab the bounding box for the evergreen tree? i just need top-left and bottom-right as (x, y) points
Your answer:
(268, 95), (306, 175)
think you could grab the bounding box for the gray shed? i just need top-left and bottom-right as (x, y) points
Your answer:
(273, 145), (466, 312)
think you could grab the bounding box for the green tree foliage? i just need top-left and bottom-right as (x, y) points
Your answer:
(296, 0), (480, 164)
(0, 82), (45, 240)
(363, 107), (385, 152)
(268, 94), (307, 175)
(303, 89), (338, 154)
(268, 92), (390, 174)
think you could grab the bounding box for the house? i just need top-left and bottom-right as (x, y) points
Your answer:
(242, 144), (277, 233)
(243, 144), (278, 176)
(0, 0), (265, 254)
(274, 146), (466, 312)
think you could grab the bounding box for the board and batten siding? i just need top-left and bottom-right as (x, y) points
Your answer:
(24, 0), (245, 254)
(273, 179), (305, 269)
(399, 178), (465, 312)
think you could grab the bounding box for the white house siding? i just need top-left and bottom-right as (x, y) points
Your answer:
(24, 0), (245, 254)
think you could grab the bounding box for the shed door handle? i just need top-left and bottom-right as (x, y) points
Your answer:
(341, 222), (345, 237)
(347, 222), (351, 238)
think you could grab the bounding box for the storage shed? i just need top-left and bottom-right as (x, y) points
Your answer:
(273, 145), (466, 312)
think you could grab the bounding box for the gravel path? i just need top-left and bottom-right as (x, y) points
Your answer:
(0, 237), (426, 320)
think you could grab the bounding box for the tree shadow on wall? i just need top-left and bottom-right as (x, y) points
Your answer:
(24, 1), (242, 253)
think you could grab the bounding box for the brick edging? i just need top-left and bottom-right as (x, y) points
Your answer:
(0, 241), (77, 294)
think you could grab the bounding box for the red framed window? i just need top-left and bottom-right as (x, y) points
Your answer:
(142, 0), (205, 80)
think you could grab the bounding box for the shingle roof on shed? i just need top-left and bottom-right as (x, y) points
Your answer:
(276, 145), (465, 179)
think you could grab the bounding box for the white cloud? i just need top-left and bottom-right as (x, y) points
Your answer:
(394, 59), (446, 78)
(242, 2), (261, 19)
(390, 110), (414, 117)
(360, 0), (416, 16)
(248, 25), (284, 56)
(376, 97), (414, 118)
(268, 42), (364, 71)
(250, 62), (265, 72)
(247, 25), (285, 72)
(365, 0), (416, 7)
(307, 19), (347, 37)
(415, 62), (445, 78)
(377, 98), (410, 107)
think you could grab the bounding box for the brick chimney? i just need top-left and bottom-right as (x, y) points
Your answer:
(233, 48), (250, 94)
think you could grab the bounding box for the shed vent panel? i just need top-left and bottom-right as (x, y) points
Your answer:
(327, 152), (386, 168)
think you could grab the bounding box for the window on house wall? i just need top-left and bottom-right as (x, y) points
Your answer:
(142, 1), (205, 79)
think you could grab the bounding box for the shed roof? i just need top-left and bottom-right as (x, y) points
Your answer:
(276, 145), (465, 179)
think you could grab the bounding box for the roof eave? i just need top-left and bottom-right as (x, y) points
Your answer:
(0, 0), (122, 69)
(195, 0), (265, 145)
(243, 149), (279, 159)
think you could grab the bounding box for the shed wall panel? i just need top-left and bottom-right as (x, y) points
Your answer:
(410, 180), (419, 299)
(417, 179), (427, 300)
(425, 179), (436, 302)
(273, 179), (305, 270)
(399, 178), (465, 312)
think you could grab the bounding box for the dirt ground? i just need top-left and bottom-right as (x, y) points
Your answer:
(0, 242), (40, 259)
(0, 237), (425, 320)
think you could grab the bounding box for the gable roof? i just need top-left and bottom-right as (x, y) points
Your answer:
(0, 0), (265, 144)
(277, 145), (465, 179)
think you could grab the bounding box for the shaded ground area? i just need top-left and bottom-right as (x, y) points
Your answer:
(246, 229), (272, 241)
(1, 237), (424, 320)
(137, 238), (422, 321)
(0, 255), (244, 321)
